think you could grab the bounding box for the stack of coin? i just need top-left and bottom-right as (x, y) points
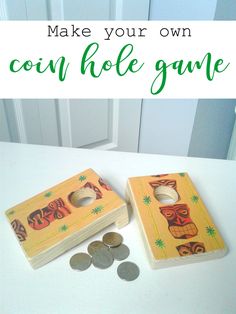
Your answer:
(69, 231), (140, 281)
(102, 232), (130, 261)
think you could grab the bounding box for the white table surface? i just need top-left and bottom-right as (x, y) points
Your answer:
(1, 142), (236, 314)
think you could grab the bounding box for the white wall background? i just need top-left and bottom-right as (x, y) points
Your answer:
(188, 100), (236, 159)
(215, 0), (236, 20)
(149, 0), (217, 20)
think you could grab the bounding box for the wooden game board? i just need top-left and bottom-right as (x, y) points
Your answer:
(5, 169), (128, 269)
(127, 172), (227, 268)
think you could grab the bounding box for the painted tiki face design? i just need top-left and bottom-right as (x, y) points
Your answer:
(176, 242), (205, 256)
(27, 198), (71, 230)
(11, 219), (27, 241)
(160, 204), (198, 239)
(149, 179), (177, 191)
(82, 182), (103, 199)
(149, 179), (180, 203)
(98, 177), (112, 191)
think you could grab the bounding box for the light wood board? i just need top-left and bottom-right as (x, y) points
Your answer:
(127, 172), (227, 268)
(5, 168), (128, 269)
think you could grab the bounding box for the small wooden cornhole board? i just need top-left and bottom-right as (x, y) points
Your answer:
(5, 168), (129, 269)
(127, 172), (227, 269)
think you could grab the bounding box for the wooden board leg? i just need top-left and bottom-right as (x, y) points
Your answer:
(115, 206), (129, 228)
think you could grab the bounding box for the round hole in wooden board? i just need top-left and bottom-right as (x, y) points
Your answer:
(69, 188), (96, 207)
(154, 186), (179, 204)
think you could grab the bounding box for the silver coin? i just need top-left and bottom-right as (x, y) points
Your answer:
(69, 253), (91, 271)
(109, 244), (130, 261)
(87, 240), (108, 256)
(92, 247), (114, 269)
(102, 232), (123, 248)
(117, 261), (140, 281)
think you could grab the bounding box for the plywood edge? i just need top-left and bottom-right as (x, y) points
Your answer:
(148, 247), (228, 269)
(126, 181), (156, 266)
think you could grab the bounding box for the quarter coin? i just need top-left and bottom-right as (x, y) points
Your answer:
(117, 261), (140, 281)
(87, 240), (108, 256)
(109, 244), (130, 261)
(102, 232), (123, 248)
(69, 253), (91, 271)
(92, 247), (114, 269)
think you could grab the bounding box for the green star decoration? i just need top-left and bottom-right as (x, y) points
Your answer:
(79, 175), (86, 182)
(44, 191), (52, 198)
(59, 224), (68, 232)
(143, 195), (151, 205)
(191, 195), (199, 203)
(155, 239), (165, 249)
(91, 205), (104, 215)
(179, 173), (185, 177)
(206, 226), (216, 237)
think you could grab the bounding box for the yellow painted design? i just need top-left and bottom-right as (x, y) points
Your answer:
(128, 173), (226, 261)
(5, 169), (125, 259)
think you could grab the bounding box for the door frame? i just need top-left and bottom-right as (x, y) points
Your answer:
(0, 0), (151, 152)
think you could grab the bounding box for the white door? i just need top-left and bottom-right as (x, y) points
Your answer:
(0, 0), (150, 152)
